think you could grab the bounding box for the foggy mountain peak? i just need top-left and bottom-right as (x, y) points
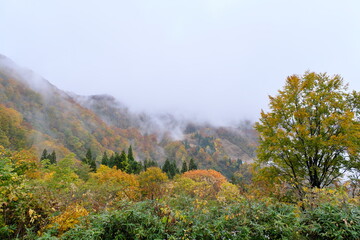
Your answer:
(0, 54), (58, 96)
(0, 53), (257, 174)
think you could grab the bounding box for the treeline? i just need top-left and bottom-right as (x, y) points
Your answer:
(100, 146), (141, 174)
(0, 70), (258, 180)
(40, 149), (56, 165)
(162, 158), (198, 178)
(40, 146), (199, 178)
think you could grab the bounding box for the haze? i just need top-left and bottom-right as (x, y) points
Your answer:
(1, 0), (359, 125)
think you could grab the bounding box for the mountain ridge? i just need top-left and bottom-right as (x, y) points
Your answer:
(0, 54), (257, 177)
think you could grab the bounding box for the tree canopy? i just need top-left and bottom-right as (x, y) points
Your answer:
(255, 72), (360, 191)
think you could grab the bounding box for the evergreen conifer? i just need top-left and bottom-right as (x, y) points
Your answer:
(102, 151), (109, 166)
(181, 160), (188, 173)
(50, 150), (56, 164)
(189, 158), (198, 170)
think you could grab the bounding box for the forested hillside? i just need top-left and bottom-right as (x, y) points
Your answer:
(1, 55), (359, 239)
(0, 54), (257, 177)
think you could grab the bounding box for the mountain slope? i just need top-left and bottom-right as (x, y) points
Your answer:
(0, 54), (257, 177)
(0, 54), (159, 159)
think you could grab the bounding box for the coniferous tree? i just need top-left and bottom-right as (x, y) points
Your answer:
(50, 150), (56, 164)
(89, 159), (97, 172)
(162, 159), (171, 177)
(169, 160), (179, 178)
(162, 159), (179, 179)
(108, 153), (115, 168)
(143, 159), (157, 171)
(132, 162), (142, 174)
(128, 145), (134, 162)
(113, 152), (121, 169)
(127, 145), (141, 174)
(83, 148), (96, 172)
(102, 151), (109, 166)
(189, 158), (198, 170)
(40, 149), (48, 161)
(118, 150), (129, 172)
(40, 149), (56, 165)
(85, 148), (93, 163)
(181, 160), (188, 173)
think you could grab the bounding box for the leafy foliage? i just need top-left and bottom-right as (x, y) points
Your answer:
(0, 146), (359, 239)
(0, 104), (28, 150)
(86, 165), (140, 204)
(255, 72), (360, 191)
(138, 167), (168, 200)
(300, 203), (360, 239)
(1, 65), (359, 239)
(47, 204), (88, 235)
(0, 66), (258, 179)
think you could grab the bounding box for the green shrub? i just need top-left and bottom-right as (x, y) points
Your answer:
(61, 201), (167, 240)
(300, 203), (360, 240)
(42, 198), (360, 240)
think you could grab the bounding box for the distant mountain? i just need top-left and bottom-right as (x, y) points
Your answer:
(0, 54), (257, 177)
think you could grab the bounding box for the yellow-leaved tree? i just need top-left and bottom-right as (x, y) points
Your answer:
(255, 72), (360, 195)
(138, 167), (168, 200)
(87, 165), (140, 206)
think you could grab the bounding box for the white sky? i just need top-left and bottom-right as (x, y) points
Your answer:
(1, 0), (359, 125)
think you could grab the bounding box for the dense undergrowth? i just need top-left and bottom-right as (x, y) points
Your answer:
(53, 200), (359, 240)
(1, 146), (359, 240)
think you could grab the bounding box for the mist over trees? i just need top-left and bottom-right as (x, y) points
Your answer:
(0, 64), (359, 239)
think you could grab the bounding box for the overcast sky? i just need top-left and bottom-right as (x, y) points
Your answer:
(1, 1), (359, 125)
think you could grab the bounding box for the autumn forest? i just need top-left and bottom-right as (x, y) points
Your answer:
(0, 55), (359, 239)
